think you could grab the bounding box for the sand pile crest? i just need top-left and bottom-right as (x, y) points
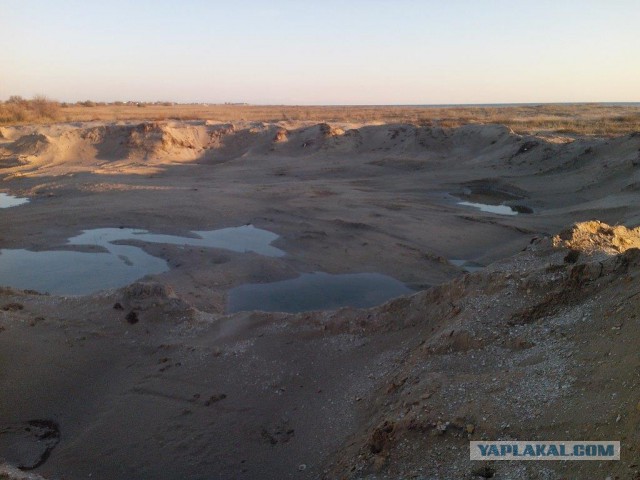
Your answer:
(273, 128), (288, 142)
(319, 123), (344, 137)
(124, 123), (201, 157)
(9, 133), (52, 156)
(553, 220), (640, 254)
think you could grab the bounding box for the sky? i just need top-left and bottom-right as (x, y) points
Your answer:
(1, 0), (639, 105)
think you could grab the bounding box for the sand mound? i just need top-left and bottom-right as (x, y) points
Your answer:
(109, 123), (205, 160)
(319, 122), (344, 137)
(553, 220), (640, 254)
(9, 133), (52, 156)
(117, 281), (195, 317)
(122, 281), (177, 300)
(70, 122), (208, 163)
(273, 128), (288, 143)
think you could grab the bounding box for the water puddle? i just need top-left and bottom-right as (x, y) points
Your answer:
(0, 193), (29, 208)
(450, 259), (484, 273)
(0, 225), (285, 295)
(0, 247), (168, 295)
(457, 201), (518, 216)
(227, 272), (413, 313)
(69, 225), (286, 258)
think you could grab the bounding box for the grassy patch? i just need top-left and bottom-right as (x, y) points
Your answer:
(0, 95), (61, 124)
(1, 99), (639, 136)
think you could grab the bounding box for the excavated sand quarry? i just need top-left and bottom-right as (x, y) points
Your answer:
(1, 121), (640, 479)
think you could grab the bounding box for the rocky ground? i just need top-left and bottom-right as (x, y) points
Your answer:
(1, 121), (640, 479)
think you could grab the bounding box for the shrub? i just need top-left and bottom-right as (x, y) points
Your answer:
(0, 95), (61, 124)
(31, 95), (61, 118)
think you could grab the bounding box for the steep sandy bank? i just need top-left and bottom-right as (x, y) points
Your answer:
(327, 222), (640, 478)
(0, 223), (639, 479)
(1, 121), (639, 178)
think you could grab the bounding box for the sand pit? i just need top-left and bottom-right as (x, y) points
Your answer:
(1, 120), (640, 479)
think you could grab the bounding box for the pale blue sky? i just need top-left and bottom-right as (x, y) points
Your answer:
(1, 0), (638, 104)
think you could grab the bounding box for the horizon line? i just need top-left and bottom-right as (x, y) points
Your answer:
(3, 98), (639, 108)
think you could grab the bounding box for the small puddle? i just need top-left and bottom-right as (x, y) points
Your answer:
(457, 201), (518, 216)
(0, 193), (29, 208)
(0, 225), (284, 295)
(227, 272), (414, 313)
(450, 259), (484, 273)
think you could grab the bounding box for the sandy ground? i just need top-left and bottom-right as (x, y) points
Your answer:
(1, 121), (640, 479)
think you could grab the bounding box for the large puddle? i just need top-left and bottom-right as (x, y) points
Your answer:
(69, 226), (286, 258)
(0, 247), (168, 295)
(0, 225), (285, 295)
(227, 272), (414, 313)
(1, 225), (413, 311)
(0, 193), (29, 208)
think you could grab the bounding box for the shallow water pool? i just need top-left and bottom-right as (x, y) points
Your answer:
(457, 200), (518, 216)
(68, 225), (286, 258)
(227, 272), (414, 313)
(0, 193), (29, 208)
(0, 225), (285, 294)
(0, 247), (168, 295)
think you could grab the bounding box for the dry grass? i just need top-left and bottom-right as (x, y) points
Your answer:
(0, 95), (61, 124)
(1, 99), (639, 136)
